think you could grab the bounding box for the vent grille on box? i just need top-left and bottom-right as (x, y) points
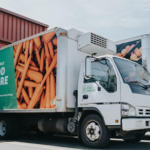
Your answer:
(91, 33), (107, 48)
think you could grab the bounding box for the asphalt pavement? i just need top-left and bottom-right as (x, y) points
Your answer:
(0, 132), (150, 150)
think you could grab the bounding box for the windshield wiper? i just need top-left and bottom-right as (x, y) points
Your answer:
(128, 81), (148, 90)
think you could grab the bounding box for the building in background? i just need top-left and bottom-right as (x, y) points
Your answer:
(0, 7), (49, 48)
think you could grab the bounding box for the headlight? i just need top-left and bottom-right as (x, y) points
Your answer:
(121, 103), (136, 117)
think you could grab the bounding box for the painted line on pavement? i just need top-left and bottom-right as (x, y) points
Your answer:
(0, 141), (85, 150)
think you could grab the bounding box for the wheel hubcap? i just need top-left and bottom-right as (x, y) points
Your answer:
(0, 120), (7, 136)
(86, 122), (101, 142)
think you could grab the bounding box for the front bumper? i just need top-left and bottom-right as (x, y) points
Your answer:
(122, 118), (150, 131)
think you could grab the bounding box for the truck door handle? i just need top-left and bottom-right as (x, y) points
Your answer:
(83, 95), (88, 99)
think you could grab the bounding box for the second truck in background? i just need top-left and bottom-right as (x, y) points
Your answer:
(115, 34), (150, 72)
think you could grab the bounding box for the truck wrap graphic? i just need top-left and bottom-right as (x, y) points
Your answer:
(0, 47), (17, 109)
(116, 40), (142, 64)
(0, 31), (57, 110)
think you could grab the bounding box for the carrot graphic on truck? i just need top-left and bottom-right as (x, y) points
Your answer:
(13, 31), (57, 109)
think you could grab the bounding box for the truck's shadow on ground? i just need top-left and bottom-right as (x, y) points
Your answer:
(1, 133), (150, 149)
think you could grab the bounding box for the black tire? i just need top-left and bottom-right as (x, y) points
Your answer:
(123, 133), (145, 143)
(0, 116), (14, 140)
(80, 114), (110, 148)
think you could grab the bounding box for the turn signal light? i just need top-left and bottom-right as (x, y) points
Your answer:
(60, 33), (66, 36)
(115, 120), (118, 123)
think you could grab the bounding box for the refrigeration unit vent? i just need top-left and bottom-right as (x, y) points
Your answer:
(91, 33), (107, 49)
(77, 32), (115, 56)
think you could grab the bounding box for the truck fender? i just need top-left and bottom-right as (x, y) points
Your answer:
(77, 107), (106, 141)
(79, 107), (106, 125)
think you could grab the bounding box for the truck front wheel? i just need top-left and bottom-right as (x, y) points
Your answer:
(80, 114), (110, 148)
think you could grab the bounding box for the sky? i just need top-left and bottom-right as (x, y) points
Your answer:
(0, 0), (150, 41)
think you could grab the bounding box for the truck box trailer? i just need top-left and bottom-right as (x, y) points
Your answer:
(0, 28), (150, 148)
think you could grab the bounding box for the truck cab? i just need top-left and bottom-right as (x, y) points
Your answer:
(77, 55), (150, 147)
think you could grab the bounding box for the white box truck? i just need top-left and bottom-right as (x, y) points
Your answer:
(0, 28), (150, 148)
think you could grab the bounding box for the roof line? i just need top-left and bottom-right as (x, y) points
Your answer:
(0, 7), (49, 28)
(115, 34), (150, 43)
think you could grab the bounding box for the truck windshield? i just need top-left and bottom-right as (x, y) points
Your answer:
(113, 57), (150, 86)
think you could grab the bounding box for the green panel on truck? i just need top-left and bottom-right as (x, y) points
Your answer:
(0, 47), (17, 109)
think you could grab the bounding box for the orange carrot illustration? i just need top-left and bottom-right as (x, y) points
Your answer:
(29, 87), (33, 99)
(20, 94), (23, 104)
(37, 87), (45, 102)
(17, 100), (23, 109)
(18, 63), (39, 71)
(33, 36), (42, 50)
(29, 66), (39, 71)
(42, 31), (55, 43)
(18, 53), (36, 66)
(16, 66), (43, 83)
(44, 92), (46, 108)
(17, 56), (31, 99)
(41, 53), (57, 85)
(40, 92), (45, 109)
(44, 43), (51, 64)
(23, 41), (26, 50)
(21, 103), (27, 109)
(22, 87), (30, 105)
(24, 80), (39, 87)
(29, 39), (34, 55)
(53, 37), (57, 46)
(16, 81), (18, 91)
(25, 40), (29, 64)
(27, 54), (57, 109)
(33, 86), (45, 109)
(16, 71), (20, 79)
(14, 43), (23, 67)
(14, 45), (18, 52)
(15, 71), (18, 78)
(40, 48), (45, 73)
(54, 49), (57, 53)
(49, 73), (51, 104)
(34, 45), (41, 66)
(46, 59), (50, 108)
(48, 42), (54, 59)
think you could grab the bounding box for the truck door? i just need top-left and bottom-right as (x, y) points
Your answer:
(79, 58), (120, 105)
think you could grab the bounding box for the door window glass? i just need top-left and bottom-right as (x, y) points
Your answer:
(84, 59), (117, 92)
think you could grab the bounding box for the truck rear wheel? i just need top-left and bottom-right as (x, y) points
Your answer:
(123, 133), (145, 143)
(0, 116), (14, 140)
(80, 114), (110, 148)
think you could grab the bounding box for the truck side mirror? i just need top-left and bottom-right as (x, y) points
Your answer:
(85, 56), (91, 78)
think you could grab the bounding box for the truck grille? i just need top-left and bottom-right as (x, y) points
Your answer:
(91, 33), (107, 48)
(138, 109), (150, 116)
(146, 109), (150, 115)
(138, 109), (143, 115)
